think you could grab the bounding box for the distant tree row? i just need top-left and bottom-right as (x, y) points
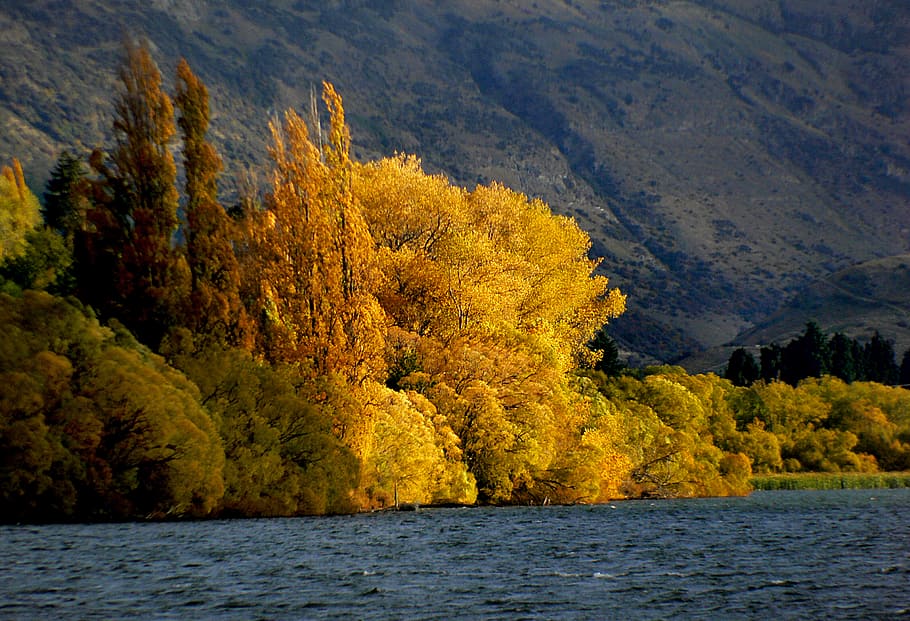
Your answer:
(725, 321), (907, 387)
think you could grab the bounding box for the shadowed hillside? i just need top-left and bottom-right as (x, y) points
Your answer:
(1, 0), (908, 363)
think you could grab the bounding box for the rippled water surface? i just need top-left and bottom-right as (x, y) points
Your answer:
(1, 489), (909, 619)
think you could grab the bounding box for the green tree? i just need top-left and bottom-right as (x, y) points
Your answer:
(0, 227), (73, 294)
(587, 326), (625, 376)
(863, 331), (898, 385)
(760, 343), (782, 382)
(0, 291), (224, 522)
(724, 347), (760, 386)
(780, 321), (830, 385)
(42, 151), (89, 245)
(899, 348), (910, 386)
(829, 332), (861, 383)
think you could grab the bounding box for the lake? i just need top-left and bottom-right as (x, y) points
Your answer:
(1, 489), (908, 620)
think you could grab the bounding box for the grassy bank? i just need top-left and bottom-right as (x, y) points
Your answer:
(750, 472), (910, 491)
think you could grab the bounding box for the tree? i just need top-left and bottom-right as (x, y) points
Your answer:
(829, 332), (861, 383)
(724, 347), (760, 386)
(79, 38), (189, 348)
(0, 227), (73, 294)
(780, 321), (830, 385)
(0, 159), (41, 262)
(760, 343), (782, 382)
(0, 291), (225, 521)
(174, 58), (250, 348)
(863, 331), (899, 385)
(245, 84), (385, 382)
(42, 151), (89, 245)
(900, 348), (910, 386)
(588, 326), (625, 375)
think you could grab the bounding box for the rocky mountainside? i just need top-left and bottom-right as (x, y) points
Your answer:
(2, 0), (908, 364)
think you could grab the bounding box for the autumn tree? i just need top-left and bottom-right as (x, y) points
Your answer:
(0, 159), (41, 262)
(174, 58), (250, 348)
(78, 38), (189, 347)
(244, 83), (385, 382)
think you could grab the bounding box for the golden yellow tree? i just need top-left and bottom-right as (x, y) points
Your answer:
(246, 83), (385, 383)
(0, 159), (41, 261)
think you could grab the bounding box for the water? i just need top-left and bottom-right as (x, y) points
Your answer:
(1, 489), (908, 620)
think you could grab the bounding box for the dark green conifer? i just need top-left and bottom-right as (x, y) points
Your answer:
(725, 347), (760, 386)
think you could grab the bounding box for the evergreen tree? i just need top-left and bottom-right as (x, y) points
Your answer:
(780, 321), (830, 385)
(760, 343), (782, 382)
(863, 331), (899, 385)
(899, 348), (910, 386)
(42, 151), (88, 245)
(587, 326), (625, 376)
(724, 347), (760, 386)
(829, 332), (860, 383)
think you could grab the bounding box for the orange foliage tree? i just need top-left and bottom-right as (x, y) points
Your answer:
(243, 83), (385, 384)
(174, 58), (251, 349)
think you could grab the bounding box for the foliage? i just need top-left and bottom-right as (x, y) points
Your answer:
(76, 37), (189, 348)
(732, 322), (904, 388)
(724, 347), (760, 387)
(174, 58), (251, 349)
(8, 44), (910, 522)
(0, 291), (223, 522)
(162, 335), (360, 516)
(0, 159), (41, 262)
(241, 88), (385, 384)
(43, 151), (89, 246)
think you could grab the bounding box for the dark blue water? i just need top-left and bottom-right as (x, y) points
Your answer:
(1, 489), (908, 620)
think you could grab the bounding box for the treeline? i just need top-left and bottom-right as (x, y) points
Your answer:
(1, 41), (908, 522)
(725, 321), (908, 387)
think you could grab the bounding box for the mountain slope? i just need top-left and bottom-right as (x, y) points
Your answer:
(681, 254), (910, 374)
(1, 0), (908, 363)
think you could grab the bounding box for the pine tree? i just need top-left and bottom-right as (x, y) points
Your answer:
(725, 347), (760, 386)
(42, 151), (88, 245)
(829, 332), (859, 383)
(780, 321), (830, 385)
(760, 343), (782, 382)
(174, 58), (250, 348)
(588, 326), (625, 376)
(899, 348), (910, 386)
(863, 331), (898, 385)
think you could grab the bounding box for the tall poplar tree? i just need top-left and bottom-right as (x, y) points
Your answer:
(174, 58), (250, 348)
(246, 83), (385, 382)
(81, 38), (188, 347)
